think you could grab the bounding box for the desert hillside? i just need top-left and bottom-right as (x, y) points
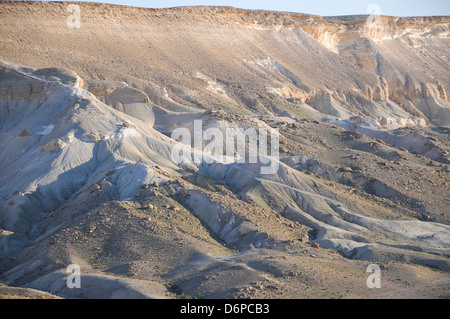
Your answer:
(0, 1), (449, 299)
(1, 2), (449, 126)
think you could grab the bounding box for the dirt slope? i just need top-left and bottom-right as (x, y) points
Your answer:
(0, 2), (449, 126)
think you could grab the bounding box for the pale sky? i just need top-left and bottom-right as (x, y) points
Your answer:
(43, 0), (450, 17)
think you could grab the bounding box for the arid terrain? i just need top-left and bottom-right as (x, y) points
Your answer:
(0, 1), (449, 299)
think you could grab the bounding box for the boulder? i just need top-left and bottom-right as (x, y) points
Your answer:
(18, 128), (32, 137)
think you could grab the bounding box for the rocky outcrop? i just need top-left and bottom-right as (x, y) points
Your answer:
(40, 139), (66, 152)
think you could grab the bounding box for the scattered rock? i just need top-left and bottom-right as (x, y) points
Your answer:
(289, 123), (301, 129)
(18, 128), (32, 137)
(185, 166), (198, 174)
(89, 184), (101, 192)
(85, 132), (101, 143)
(349, 116), (365, 124)
(181, 190), (189, 198)
(300, 236), (309, 242)
(41, 139), (65, 152)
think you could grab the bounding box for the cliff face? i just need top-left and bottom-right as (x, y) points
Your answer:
(0, 2), (449, 127)
(297, 15), (450, 126)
